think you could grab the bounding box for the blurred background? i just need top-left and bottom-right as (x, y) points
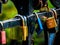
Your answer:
(0, 0), (55, 45)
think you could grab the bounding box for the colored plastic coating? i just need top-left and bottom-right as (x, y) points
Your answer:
(35, 12), (43, 34)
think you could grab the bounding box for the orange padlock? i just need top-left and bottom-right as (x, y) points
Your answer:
(46, 17), (57, 29)
(46, 10), (57, 29)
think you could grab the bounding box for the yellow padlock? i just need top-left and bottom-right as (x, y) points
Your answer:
(22, 26), (28, 41)
(46, 10), (57, 29)
(16, 15), (28, 41)
(20, 16), (28, 41)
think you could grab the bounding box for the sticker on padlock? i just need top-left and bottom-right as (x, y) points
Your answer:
(46, 17), (57, 29)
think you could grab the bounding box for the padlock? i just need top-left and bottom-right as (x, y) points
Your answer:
(46, 11), (57, 29)
(22, 16), (28, 41)
(35, 12), (43, 35)
(15, 15), (28, 41)
(48, 33), (55, 45)
(1, 30), (6, 44)
(0, 22), (6, 45)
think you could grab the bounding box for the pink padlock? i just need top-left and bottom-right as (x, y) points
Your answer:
(1, 31), (6, 44)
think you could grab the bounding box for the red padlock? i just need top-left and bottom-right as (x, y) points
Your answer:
(1, 30), (6, 44)
(0, 22), (6, 45)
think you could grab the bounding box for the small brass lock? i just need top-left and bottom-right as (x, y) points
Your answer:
(20, 16), (28, 41)
(46, 16), (57, 29)
(15, 15), (28, 41)
(46, 9), (57, 29)
(22, 26), (28, 41)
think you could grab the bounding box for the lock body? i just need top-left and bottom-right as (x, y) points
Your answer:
(36, 17), (43, 34)
(1, 30), (6, 44)
(46, 17), (57, 29)
(21, 26), (28, 41)
(38, 17), (43, 30)
(0, 22), (6, 45)
(35, 12), (43, 35)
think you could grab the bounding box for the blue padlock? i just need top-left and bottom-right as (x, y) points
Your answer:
(48, 33), (55, 45)
(35, 12), (43, 35)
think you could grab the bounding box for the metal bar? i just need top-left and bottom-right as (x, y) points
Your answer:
(0, 8), (60, 29)
(27, 8), (60, 18)
(0, 18), (21, 29)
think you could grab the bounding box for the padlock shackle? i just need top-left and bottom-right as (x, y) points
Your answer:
(15, 15), (24, 25)
(0, 22), (4, 30)
(35, 12), (39, 18)
(52, 9), (57, 19)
